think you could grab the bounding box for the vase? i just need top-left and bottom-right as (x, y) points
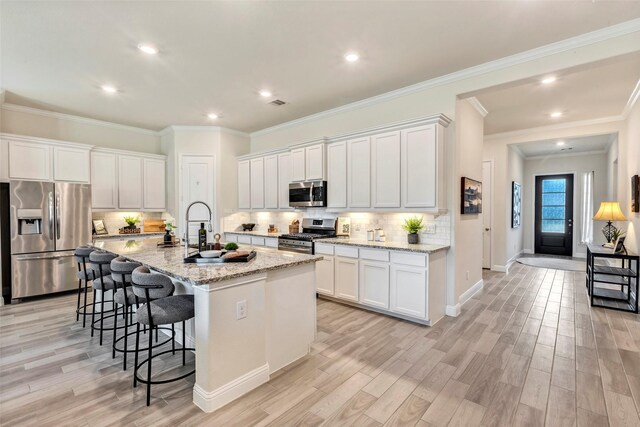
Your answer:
(407, 233), (419, 244)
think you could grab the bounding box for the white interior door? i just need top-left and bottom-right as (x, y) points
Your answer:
(181, 155), (215, 242)
(482, 160), (492, 269)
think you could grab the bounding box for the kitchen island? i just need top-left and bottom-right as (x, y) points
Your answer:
(92, 238), (322, 413)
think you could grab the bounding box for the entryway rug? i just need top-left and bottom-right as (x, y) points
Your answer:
(516, 256), (586, 272)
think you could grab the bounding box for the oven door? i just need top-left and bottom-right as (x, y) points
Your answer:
(278, 239), (313, 254)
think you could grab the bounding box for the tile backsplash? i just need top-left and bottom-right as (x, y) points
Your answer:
(92, 211), (167, 234)
(223, 210), (450, 245)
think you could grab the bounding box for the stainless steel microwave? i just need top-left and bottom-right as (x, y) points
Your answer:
(289, 181), (327, 208)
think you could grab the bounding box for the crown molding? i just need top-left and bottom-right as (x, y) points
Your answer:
(484, 116), (625, 142)
(524, 148), (608, 161)
(327, 114), (452, 142)
(1, 103), (159, 136)
(622, 77), (640, 119)
(0, 132), (95, 150)
(251, 19), (640, 138)
(91, 146), (167, 159)
(465, 97), (489, 118)
(158, 125), (249, 138)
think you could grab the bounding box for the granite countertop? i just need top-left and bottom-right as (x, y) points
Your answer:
(91, 238), (322, 287)
(93, 231), (166, 240)
(319, 237), (450, 254)
(224, 230), (283, 238)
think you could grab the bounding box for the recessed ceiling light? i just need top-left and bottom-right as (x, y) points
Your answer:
(207, 113), (218, 120)
(344, 52), (359, 63)
(259, 90), (272, 98)
(550, 111), (563, 118)
(101, 85), (117, 93)
(137, 43), (158, 55)
(556, 141), (565, 146)
(541, 76), (557, 84)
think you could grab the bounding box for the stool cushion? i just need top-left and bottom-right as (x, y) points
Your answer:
(131, 266), (175, 300)
(76, 270), (95, 281)
(114, 287), (147, 306)
(74, 245), (94, 257)
(93, 276), (115, 291)
(111, 257), (142, 284)
(136, 295), (194, 326)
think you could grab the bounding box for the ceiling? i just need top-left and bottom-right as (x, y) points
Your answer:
(475, 53), (640, 135)
(2, 2), (640, 132)
(513, 134), (615, 158)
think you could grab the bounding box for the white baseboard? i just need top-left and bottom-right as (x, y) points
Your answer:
(523, 249), (534, 254)
(193, 363), (270, 413)
(492, 264), (508, 273)
(493, 250), (524, 274)
(446, 279), (484, 318)
(445, 304), (461, 317)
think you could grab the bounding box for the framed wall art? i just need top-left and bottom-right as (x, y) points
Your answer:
(512, 181), (522, 228)
(461, 177), (482, 214)
(632, 175), (639, 213)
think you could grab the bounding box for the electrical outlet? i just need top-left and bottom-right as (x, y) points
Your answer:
(236, 300), (247, 320)
(425, 224), (436, 234)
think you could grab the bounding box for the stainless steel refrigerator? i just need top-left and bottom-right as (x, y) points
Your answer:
(10, 180), (91, 301)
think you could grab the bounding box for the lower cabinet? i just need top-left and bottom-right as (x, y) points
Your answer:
(335, 256), (358, 302)
(315, 256), (335, 296)
(390, 264), (427, 320)
(359, 260), (390, 309)
(224, 233), (278, 249)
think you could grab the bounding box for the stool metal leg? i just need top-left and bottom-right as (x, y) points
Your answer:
(171, 324), (175, 355)
(112, 301), (119, 358)
(133, 322), (140, 388)
(146, 321), (153, 406)
(182, 320), (186, 366)
(90, 286), (97, 337)
(99, 289), (105, 345)
(76, 278), (82, 321)
(123, 302), (129, 370)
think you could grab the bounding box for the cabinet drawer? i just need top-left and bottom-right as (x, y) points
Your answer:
(251, 236), (265, 246)
(315, 243), (334, 255)
(390, 251), (427, 267)
(265, 237), (279, 248)
(359, 248), (389, 262)
(225, 233), (238, 243)
(237, 235), (252, 244)
(334, 245), (358, 258)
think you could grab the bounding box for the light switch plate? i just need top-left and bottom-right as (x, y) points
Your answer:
(425, 224), (437, 234)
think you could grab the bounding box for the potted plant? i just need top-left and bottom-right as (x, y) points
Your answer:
(402, 216), (424, 244)
(164, 222), (177, 244)
(123, 215), (140, 230)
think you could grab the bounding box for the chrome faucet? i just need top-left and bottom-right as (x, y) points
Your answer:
(184, 201), (213, 257)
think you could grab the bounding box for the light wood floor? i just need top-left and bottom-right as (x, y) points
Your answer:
(1, 263), (640, 426)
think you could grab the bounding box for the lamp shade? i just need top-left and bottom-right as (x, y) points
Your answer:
(593, 201), (627, 221)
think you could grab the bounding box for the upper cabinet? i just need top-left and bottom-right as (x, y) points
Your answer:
(118, 155), (143, 209)
(91, 151), (118, 209)
(238, 160), (251, 210)
(371, 131), (401, 208)
(264, 155), (279, 209)
(348, 137), (371, 208)
(326, 141), (347, 208)
(249, 157), (265, 209)
(277, 152), (291, 209)
(290, 148), (306, 182)
(7, 137), (91, 183)
(305, 144), (325, 181)
(401, 124), (443, 209)
(143, 158), (166, 211)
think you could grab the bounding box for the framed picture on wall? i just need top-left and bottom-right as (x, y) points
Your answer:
(512, 181), (522, 228)
(632, 175), (639, 213)
(461, 177), (482, 214)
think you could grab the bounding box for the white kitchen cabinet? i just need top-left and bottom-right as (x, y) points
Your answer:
(401, 124), (438, 208)
(359, 260), (390, 309)
(143, 158), (166, 210)
(250, 157), (265, 209)
(335, 256), (358, 302)
(371, 131), (401, 208)
(265, 237), (279, 248)
(315, 255), (335, 296)
(90, 151), (118, 209)
(225, 233), (238, 243)
(251, 236), (265, 246)
(290, 148), (306, 182)
(53, 146), (90, 183)
(237, 235), (252, 245)
(348, 137), (371, 208)
(8, 140), (52, 181)
(327, 141), (347, 208)
(118, 155), (143, 209)
(305, 144), (325, 181)
(264, 155), (279, 209)
(237, 160), (251, 209)
(277, 152), (292, 209)
(390, 264), (427, 320)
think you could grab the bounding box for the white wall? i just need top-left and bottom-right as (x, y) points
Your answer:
(506, 147), (525, 262)
(620, 100), (640, 254)
(522, 152), (608, 257)
(0, 104), (162, 154)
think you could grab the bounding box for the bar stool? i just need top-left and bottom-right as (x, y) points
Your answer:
(131, 266), (195, 406)
(89, 250), (117, 346)
(74, 245), (95, 327)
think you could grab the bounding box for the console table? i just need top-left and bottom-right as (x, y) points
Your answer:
(586, 243), (639, 313)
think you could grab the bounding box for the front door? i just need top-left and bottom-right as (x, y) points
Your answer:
(535, 174), (574, 256)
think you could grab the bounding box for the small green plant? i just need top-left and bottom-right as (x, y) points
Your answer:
(224, 242), (239, 251)
(165, 222), (177, 232)
(612, 228), (626, 242)
(123, 215), (140, 227)
(402, 216), (424, 235)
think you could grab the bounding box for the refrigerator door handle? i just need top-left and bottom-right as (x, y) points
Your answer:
(48, 191), (54, 240)
(55, 192), (61, 240)
(14, 252), (75, 261)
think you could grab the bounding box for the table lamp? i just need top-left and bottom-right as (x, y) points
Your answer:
(593, 201), (627, 243)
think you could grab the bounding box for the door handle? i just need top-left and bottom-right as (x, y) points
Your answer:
(485, 228), (491, 231)
(55, 192), (61, 239)
(48, 192), (54, 240)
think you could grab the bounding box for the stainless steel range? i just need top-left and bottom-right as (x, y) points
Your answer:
(278, 218), (336, 254)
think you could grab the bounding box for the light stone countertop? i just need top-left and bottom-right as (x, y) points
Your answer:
(91, 238), (322, 287)
(224, 230), (283, 238)
(93, 231), (166, 240)
(318, 237), (449, 254)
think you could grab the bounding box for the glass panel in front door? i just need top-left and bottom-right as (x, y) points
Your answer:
(541, 178), (566, 233)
